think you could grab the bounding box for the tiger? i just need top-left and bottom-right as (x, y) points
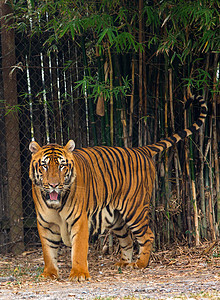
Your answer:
(29, 95), (207, 281)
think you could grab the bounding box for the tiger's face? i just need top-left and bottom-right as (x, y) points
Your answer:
(29, 140), (76, 208)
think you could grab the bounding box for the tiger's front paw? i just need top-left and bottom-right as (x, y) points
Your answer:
(41, 268), (59, 280)
(114, 260), (130, 268)
(128, 259), (149, 269)
(69, 267), (91, 282)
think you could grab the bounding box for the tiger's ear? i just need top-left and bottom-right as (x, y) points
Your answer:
(29, 141), (41, 154)
(65, 140), (75, 152)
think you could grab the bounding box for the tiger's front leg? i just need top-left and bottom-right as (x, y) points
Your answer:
(37, 219), (61, 279)
(69, 214), (90, 282)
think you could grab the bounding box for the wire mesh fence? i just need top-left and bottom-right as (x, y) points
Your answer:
(0, 2), (219, 256)
(0, 29), (118, 254)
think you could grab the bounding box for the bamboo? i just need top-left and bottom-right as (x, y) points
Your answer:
(208, 145), (216, 240)
(188, 106), (200, 246)
(164, 54), (170, 244)
(113, 55), (124, 147)
(81, 35), (98, 145)
(199, 54), (209, 238)
(199, 124), (207, 238)
(154, 66), (160, 144)
(40, 53), (50, 143)
(168, 68), (182, 234)
(51, 53), (62, 144)
(128, 56), (135, 147)
(65, 40), (75, 141)
(168, 70), (180, 204)
(212, 53), (220, 233)
(42, 51), (54, 142)
(151, 67), (160, 240)
(143, 42), (147, 145)
(96, 48), (105, 117)
(107, 45), (114, 146)
(57, 49), (66, 145)
(138, 0), (143, 146)
(185, 140), (192, 245)
(184, 88), (192, 245)
(103, 60), (111, 146)
(96, 47), (106, 145)
(73, 46), (82, 147)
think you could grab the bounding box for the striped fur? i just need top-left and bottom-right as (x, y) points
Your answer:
(29, 95), (207, 281)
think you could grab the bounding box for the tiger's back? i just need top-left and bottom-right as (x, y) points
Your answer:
(72, 146), (155, 212)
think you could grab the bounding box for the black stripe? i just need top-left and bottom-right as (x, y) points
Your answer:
(188, 124), (199, 134)
(147, 146), (161, 153)
(129, 208), (149, 230)
(58, 190), (70, 212)
(44, 237), (61, 245)
(132, 223), (148, 236)
(78, 148), (109, 206)
(38, 212), (49, 224)
(106, 204), (113, 217)
(70, 214), (81, 228)
(177, 130), (187, 139)
(196, 119), (203, 127)
(38, 220), (60, 235)
(114, 232), (129, 239)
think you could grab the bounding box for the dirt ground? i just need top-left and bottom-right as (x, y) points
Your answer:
(0, 241), (219, 299)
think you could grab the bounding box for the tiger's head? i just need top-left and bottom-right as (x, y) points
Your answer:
(29, 140), (76, 209)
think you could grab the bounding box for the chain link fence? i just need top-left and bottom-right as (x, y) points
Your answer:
(0, 26), (119, 254)
(1, 3), (219, 256)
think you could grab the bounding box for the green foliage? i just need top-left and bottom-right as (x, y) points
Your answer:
(183, 68), (212, 90)
(13, 0), (141, 53)
(12, 0), (219, 86)
(154, 0), (220, 61)
(75, 75), (131, 103)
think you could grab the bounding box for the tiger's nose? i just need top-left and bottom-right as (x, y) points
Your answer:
(49, 182), (59, 188)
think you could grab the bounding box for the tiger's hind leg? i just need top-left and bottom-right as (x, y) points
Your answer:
(129, 224), (154, 269)
(109, 211), (133, 267)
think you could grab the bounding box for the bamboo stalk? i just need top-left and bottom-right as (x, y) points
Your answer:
(102, 60), (111, 146)
(212, 53), (220, 231)
(107, 45), (114, 146)
(199, 53), (209, 238)
(96, 47), (106, 145)
(168, 69), (180, 204)
(189, 132), (200, 245)
(208, 144), (216, 240)
(184, 88), (192, 245)
(164, 54), (170, 244)
(128, 56), (135, 147)
(188, 104), (200, 246)
(51, 53), (62, 144)
(113, 55), (124, 147)
(138, 0), (143, 146)
(168, 68), (182, 234)
(81, 35), (97, 145)
(199, 124), (207, 238)
(151, 66), (160, 240)
(208, 193), (216, 240)
(154, 65), (160, 144)
(184, 139), (193, 245)
(143, 42), (147, 145)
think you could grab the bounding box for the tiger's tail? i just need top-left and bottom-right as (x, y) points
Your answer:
(146, 95), (207, 157)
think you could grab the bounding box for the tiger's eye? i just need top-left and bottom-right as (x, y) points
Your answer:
(41, 162), (48, 170)
(59, 164), (66, 170)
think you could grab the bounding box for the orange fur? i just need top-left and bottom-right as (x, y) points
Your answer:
(29, 95), (207, 281)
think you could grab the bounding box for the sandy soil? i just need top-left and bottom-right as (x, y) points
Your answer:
(0, 241), (219, 299)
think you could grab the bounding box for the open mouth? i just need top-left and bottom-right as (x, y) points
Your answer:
(46, 191), (61, 202)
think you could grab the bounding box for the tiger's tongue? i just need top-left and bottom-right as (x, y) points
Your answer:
(49, 191), (58, 201)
